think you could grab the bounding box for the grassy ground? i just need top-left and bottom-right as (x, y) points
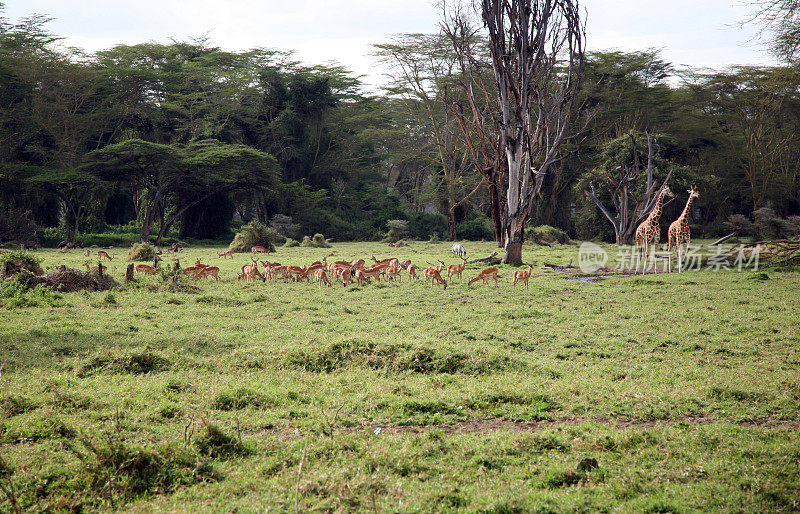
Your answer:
(1, 241), (798, 512)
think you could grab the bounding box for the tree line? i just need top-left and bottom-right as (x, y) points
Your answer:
(1, 2), (798, 252)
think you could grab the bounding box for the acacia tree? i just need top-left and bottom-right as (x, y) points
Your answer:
(480, 0), (586, 262)
(442, 9), (506, 246)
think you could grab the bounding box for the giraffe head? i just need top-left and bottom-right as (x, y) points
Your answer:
(661, 185), (675, 199)
(687, 185), (700, 199)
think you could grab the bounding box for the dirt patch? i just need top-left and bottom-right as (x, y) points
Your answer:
(0, 256), (43, 279)
(247, 414), (800, 439)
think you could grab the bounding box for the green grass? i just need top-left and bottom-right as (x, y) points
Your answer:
(0, 241), (798, 511)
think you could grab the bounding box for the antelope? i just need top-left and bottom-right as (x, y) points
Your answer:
(446, 257), (468, 281)
(315, 268), (331, 287)
(97, 250), (112, 261)
(135, 264), (158, 275)
(194, 259), (209, 269)
(252, 245), (270, 254)
(309, 256), (327, 269)
(385, 266), (402, 282)
(350, 258), (366, 270)
(195, 266), (220, 280)
(241, 260), (265, 282)
(340, 267), (353, 286)
(218, 249), (234, 259)
(468, 267), (499, 287)
(84, 262), (107, 273)
(513, 264), (534, 288)
(371, 255), (396, 266)
(423, 265), (447, 290)
(398, 259), (412, 269)
(85, 248), (91, 257)
(358, 266), (381, 283)
(285, 265), (305, 282)
(329, 260), (351, 272)
(165, 243), (180, 254)
(354, 268), (372, 286)
(408, 265), (419, 280)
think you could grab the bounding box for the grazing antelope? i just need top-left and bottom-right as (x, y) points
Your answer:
(241, 260), (265, 282)
(350, 258), (366, 270)
(354, 268), (372, 286)
(371, 255), (396, 266)
(385, 266), (402, 282)
(513, 264), (534, 288)
(468, 267), (499, 287)
(398, 259), (412, 269)
(85, 248), (91, 257)
(446, 257), (468, 281)
(135, 264), (158, 275)
(252, 245), (270, 254)
(408, 265), (419, 280)
(195, 266), (220, 280)
(218, 249), (234, 259)
(97, 250), (112, 261)
(165, 243), (180, 254)
(315, 268), (331, 287)
(423, 265), (447, 290)
(358, 266), (381, 283)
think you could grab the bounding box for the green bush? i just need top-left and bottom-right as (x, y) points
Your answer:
(456, 213), (494, 241)
(127, 243), (156, 261)
(384, 220), (408, 243)
(284, 238), (300, 247)
(525, 225), (571, 244)
(229, 221), (281, 253)
(194, 423), (252, 459)
(300, 233), (331, 248)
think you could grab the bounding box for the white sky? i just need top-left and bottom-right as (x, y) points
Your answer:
(2, 0), (777, 90)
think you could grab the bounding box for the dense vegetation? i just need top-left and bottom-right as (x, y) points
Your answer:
(1, 5), (799, 248)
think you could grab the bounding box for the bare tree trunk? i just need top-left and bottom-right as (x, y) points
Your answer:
(488, 179), (503, 246)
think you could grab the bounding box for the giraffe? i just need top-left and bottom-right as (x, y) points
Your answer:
(634, 185), (675, 274)
(668, 185), (700, 273)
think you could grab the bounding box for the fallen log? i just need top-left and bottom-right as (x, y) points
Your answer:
(466, 252), (501, 264)
(536, 240), (553, 247)
(542, 259), (574, 270)
(710, 232), (736, 246)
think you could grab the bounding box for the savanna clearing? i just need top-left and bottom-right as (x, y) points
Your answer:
(1, 241), (799, 512)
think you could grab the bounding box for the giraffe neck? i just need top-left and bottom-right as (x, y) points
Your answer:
(649, 190), (666, 223)
(679, 195), (694, 222)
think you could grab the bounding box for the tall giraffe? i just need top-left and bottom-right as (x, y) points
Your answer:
(668, 185), (700, 273)
(635, 185), (675, 274)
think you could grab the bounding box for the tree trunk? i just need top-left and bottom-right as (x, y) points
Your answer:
(503, 213), (526, 264)
(488, 179), (503, 247)
(447, 208), (457, 241)
(125, 264), (135, 282)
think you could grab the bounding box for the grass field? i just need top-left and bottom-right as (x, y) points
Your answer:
(1, 241), (799, 512)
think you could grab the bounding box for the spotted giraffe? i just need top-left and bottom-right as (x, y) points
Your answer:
(635, 185), (675, 274)
(668, 185), (700, 272)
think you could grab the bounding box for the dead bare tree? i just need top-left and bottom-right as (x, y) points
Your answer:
(479, 0), (586, 263)
(583, 132), (673, 245)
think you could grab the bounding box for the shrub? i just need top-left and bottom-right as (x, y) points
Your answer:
(406, 211), (447, 240)
(384, 219), (409, 243)
(229, 221), (280, 253)
(300, 233), (331, 248)
(284, 238), (300, 247)
(722, 214), (756, 237)
(0, 208), (37, 244)
(456, 213), (494, 241)
(525, 225), (570, 244)
(126, 243), (156, 262)
(754, 208), (783, 240)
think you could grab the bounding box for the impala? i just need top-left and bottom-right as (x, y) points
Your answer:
(408, 265), (419, 280)
(340, 267), (353, 286)
(84, 262), (107, 273)
(218, 249), (234, 258)
(468, 267), (499, 287)
(97, 250), (112, 261)
(385, 266), (402, 282)
(354, 268), (372, 285)
(513, 264), (534, 288)
(195, 266), (220, 280)
(315, 268), (331, 287)
(423, 265), (447, 290)
(135, 264), (158, 275)
(84, 248), (91, 257)
(251, 245), (270, 254)
(350, 258), (366, 270)
(358, 266), (381, 283)
(446, 257), (468, 280)
(398, 259), (412, 269)
(371, 255), (396, 266)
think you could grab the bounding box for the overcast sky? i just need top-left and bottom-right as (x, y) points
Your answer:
(3, 0), (777, 90)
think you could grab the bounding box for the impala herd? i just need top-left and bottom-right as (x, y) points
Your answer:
(81, 247), (538, 289)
